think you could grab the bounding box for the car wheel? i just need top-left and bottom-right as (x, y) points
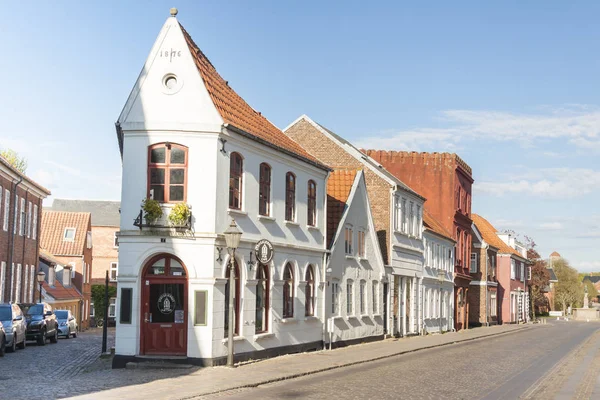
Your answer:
(50, 329), (58, 344)
(8, 334), (16, 353)
(0, 337), (5, 357)
(65, 328), (71, 339)
(72, 331), (77, 338)
(38, 330), (46, 346)
(17, 333), (26, 349)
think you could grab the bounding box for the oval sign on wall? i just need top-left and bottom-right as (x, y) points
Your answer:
(254, 239), (274, 265)
(157, 293), (176, 314)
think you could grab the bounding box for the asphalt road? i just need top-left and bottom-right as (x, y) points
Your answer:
(204, 321), (600, 400)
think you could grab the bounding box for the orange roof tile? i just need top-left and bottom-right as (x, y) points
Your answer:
(41, 211), (91, 256)
(41, 280), (82, 301)
(550, 251), (561, 257)
(423, 209), (454, 242)
(471, 214), (524, 258)
(179, 24), (328, 171)
(326, 169), (358, 248)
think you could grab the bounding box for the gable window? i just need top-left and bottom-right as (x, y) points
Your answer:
(64, 228), (76, 242)
(344, 226), (353, 255)
(259, 163), (271, 216)
(148, 143), (188, 203)
(3, 189), (9, 231)
(285, 172), (296, 221)
(307, 180), (317, 226)
(359, 280), (366, 314)
(110, 262), (118, 281)
(229, 152), (243, 209)
(305, 265), (315, 316)
(331, 282), (340, 315)
(283, 263), (294, 318)
(470, 253), (478, 273)
(32, 204), (38, 240)
(255, 264), (269, 333)
(372, 281), (378, 314)
(224, 260), (240, 337)
(357, 230), (366, 258)
(346, 280), (354, 315)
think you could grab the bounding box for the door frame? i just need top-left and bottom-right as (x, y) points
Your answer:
(139, 254), (188, 356)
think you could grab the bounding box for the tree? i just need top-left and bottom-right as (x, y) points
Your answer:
(524, 236), (550, 316)
(91, 284), (117, 321)
(0, 148), (27, 173)
(553, 258), (583, 312)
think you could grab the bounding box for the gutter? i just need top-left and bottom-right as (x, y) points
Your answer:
(7, 176), (23, 302)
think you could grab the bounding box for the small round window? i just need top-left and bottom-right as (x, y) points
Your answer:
(165, 76), (177, 89)
(162, 74), (182, 94)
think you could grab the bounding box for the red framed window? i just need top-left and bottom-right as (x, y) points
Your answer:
(229, 152), (243, 210)
(259, 163), (271, 216)
(285, 172), (296, 221)
(283, 263), (294, 318)
(307, 180), (316, 226)
(255, 264), (269, 333)
(224, 260), (240, 337)
(305, 265), (315, 316)
(148, 143), (188, 203)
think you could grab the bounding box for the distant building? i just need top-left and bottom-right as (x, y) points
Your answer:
(0, 156), (51, 304)
(470, 217), (499, 326)
(38, 249), (83, 321)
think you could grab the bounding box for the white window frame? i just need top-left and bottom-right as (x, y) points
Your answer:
(346, 280), (354, 315)
(357, 229), (366, 258)
(32, 204), (38, 240)
(113, 232), (119, 248)
(19, 197), (25, 236)
(14, 195), (18, 234)
(408, 201), (414, 236)
(331, 282), (340, 315)
(23, 264), (28, 302)
(394, 195), (401, 231)
(15, 263), (22, 303)
(416, 205), (422, 238)
(344, 226), (353, 255)
(64, 227), (76, 242)
(0, 261), (5, 303)
(90, 302), (95, 318)
(511, 259), (516, 280)
(401, 198), (407, 233)
(110, 262), (118, 282)
(359, 280), (366, 315)
(470, 252), (478, 273)
(29, 265), (34, 302)
(3, 189), (9, 231)
(27, 201), (32, 238)
(490, 293), (497, 317)
(109, 298), (116, 318)
(372, 281), (378, 314)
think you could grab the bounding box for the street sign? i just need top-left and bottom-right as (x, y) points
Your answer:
(254, 239), (274, 264)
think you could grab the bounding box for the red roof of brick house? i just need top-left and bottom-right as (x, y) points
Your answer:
(41, 211), (91, 256)
(39, 249), (83, 301)
(326, 169), (358, 248)
(423, 209), (454, 242)
(550, 251), (561, 257)
(179, 24), (328, 172)
(472, 214), (525, 259)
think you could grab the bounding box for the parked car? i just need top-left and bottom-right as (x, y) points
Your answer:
(0, 321), (6, 357)
(55, 310), (77, 339)
(19, 303), (59, 345)
(0, 303), (27, 352)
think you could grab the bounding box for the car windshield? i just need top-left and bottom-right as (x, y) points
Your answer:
(0, 307), (11, 320)
(25, 304), (44, 316)
(55, 311), (68, 319)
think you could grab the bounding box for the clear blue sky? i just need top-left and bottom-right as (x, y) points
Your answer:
(1, 1), (598, 271)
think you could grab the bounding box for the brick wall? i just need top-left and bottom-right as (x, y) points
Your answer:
(91, 226), (118, 283)
(0, 174), (45, 303)
(285, 119), (392, 264)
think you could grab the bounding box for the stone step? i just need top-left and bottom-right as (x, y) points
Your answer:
(125, 361), (194, 370)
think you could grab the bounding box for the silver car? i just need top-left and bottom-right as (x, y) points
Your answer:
(0, 303), (27, 352)
(55, 310), (78, 338)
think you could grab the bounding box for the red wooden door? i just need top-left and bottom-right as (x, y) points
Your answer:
(140, 256), (188, 356)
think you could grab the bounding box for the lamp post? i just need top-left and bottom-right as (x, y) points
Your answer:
(36, 269), (46, 304)
(438, 269), (444, 333)
(223, 219), (242, 368)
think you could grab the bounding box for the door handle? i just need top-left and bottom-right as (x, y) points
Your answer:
(144, 312), (149, 323)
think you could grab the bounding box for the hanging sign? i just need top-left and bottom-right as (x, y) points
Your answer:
(157, 293), (176, 314)
(254, 239), (274, 264)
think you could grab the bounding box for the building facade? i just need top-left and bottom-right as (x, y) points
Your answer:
(363, 151), (474, 331)
(325, 170), (387, 346)
(40, 211), (93, 328)
(113, 12), (331, 367)
(0, 156), (50, 304)
(470, 217), (499, 326)
(39, 250), (83, 322)
(285, 115), (426, 337)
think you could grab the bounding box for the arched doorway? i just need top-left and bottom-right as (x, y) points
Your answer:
(140, 254), (188, 356)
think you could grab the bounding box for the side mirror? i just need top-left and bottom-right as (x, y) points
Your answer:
(69, 317), (75, 321)
(13, 315), (23, 321)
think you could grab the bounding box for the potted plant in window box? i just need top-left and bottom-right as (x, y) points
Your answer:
(142, 197), (163, 225)
(168, 203), (191, 227)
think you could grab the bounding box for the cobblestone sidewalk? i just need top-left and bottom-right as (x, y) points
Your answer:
(68, 324), (531, 400)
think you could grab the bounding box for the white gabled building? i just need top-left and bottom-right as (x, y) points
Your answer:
(325, 170), (387, 346)
(113, 10), (331, 367)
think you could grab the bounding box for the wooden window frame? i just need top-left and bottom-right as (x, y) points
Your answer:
(285, 172), (296, 222)
(307, 180), (316, 226)
(229, 152), (243, 210)
(305, 265), (315, 316)
(147, 143), (188, 203)
(259, 163), (271, 216)
(283, 263), (294, 318)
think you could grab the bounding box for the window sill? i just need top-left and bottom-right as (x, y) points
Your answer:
(346, 316), (359, 321)
(307, 225), (320, 231)
(253, 332), (275, 341)
(345, 255), (357, 260)
(372, 314), (382, 318)
(221, 336), (245, 344)
(280, 317), (297, 324)
(304, 316), (319, 322)
(228, 209), (248, 216)
(284, 221), (300, 227)
(332, 315), (344, 321)
(360, 314), (370, 319)
(258, 215), (275, 221)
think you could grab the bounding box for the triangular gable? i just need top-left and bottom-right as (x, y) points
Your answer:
(472, 214), (526, 261)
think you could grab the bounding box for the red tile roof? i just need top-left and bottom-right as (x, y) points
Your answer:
(423, 209), (454, 242)
(179, 24), (327, 171)
(471, 214), (524, 258)
(41, 280), (82, 301)
(326, 169), (358, 248)
(550, 251), (561, 257)
(41, 211), (91, 256)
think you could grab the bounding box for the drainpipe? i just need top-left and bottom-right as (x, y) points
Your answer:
(322, 251), (330, 350)
(7, 176), (23, 302)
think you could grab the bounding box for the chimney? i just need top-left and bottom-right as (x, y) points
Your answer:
(63, 266), (72, 287)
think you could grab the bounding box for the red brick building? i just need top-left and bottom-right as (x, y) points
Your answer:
(363, 151), (474, 330)
(40, 211), (92, 328)
(0, 157), (51, 304)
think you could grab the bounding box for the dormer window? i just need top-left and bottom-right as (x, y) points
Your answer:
(148, 143), (188, 203)
(64, 228), (76, 242)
